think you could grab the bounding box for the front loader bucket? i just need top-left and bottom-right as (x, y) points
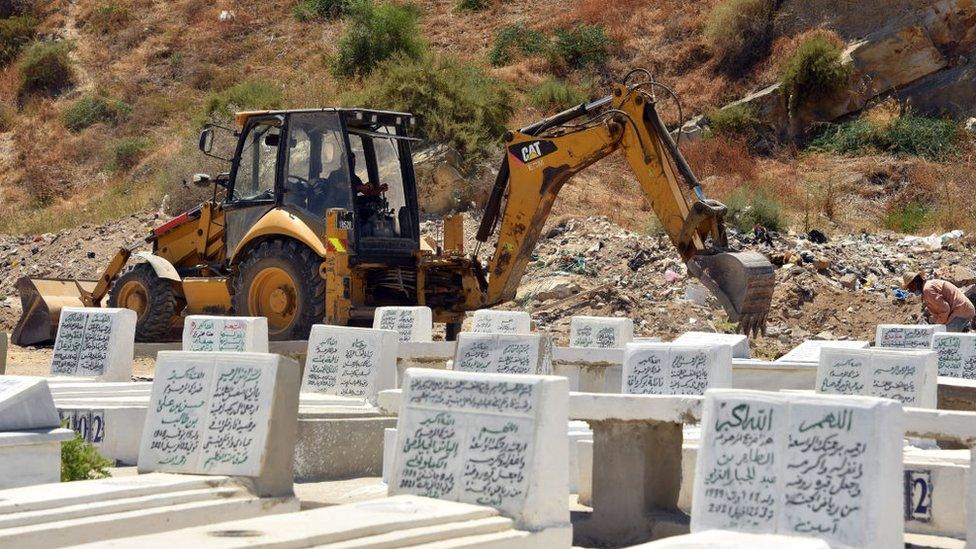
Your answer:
(686, 251), (775, 337)
(11, 277), (99, 346)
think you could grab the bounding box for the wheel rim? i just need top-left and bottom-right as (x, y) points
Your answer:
(247, 267), (298, 335)
(117, 280), (149, 319)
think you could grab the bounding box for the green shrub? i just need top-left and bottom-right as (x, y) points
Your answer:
(552, 24), (611, 69)
(705, 0), (776, 76)
(331, 0), (425, 79)
(61, 430), (112, 481)
(456, 0), (487, 10)
(531, 78), (587, 111)
(62, 95), (131, 131)
(293, 0), (349, 20)
(708, 103), (760, 140)
(779, 34), (850, 110)
(808, 115), (961, 161)
(488, 22), (546, 66)
(87, 3), (131, 35)
(346, 54), (514, 164)
(0, 14), (37, 66)
(725, 187), (784, 232)
(202, 80), (283, 122)
(884, 200), (932, 233)
(18, 41), (74, 97)
(108, 137), (152, 170)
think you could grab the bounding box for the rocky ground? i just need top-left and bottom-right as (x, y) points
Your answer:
(3, 210), (975, 363)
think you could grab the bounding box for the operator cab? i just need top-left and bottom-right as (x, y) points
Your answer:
(212, 108), (421, 263)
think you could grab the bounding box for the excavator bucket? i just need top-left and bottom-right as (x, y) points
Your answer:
(686, 251), (776, 337)
(11, 277), (99, 346)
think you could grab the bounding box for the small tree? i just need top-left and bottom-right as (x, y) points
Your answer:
(61, 430), (112, 482)
(705, 0), (776, 76)
(18, 41), (74, 97)
(552, 24), (611, 69)
(331, 0), (425, 79)
(779, 33), (850, 112)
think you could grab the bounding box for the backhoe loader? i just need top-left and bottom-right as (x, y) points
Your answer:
(13, 70), (774, 346)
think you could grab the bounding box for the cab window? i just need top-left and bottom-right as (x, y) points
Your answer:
(232, 121), (280, 201)
(283, 113), (354, 216)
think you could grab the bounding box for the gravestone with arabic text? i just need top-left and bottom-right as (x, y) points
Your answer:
(137, 351), (300, 497)
(471, 310), (532, 335)
(182, 315), (268, 352)
(622, 343), (732, 395)
(692, 389), (903, 547)
(373, 306), (433, 342)
(50, 307), (136, 382)
(569, 316), (633, 349)
(817, 347), (937, 408)
(453, 332), (552, 375)
(875, 324), (945, 349)
(932, 333), (976, 379)
(300, 325), (397, 405)
(390, 368), (569, 534)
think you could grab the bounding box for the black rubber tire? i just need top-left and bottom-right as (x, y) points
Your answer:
(231, 239), (326, 340)
(107, 262), (181, 342)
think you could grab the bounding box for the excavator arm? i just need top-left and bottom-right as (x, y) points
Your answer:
(476, 78), (774, 335)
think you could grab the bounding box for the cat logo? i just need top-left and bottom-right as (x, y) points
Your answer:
(508, 140), (557, 165)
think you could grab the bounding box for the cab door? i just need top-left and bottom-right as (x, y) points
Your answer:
(224, 115), (285, 256)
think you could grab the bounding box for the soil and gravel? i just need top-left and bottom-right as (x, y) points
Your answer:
(3, 208), (974, 375)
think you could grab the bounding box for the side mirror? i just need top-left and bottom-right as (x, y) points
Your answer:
(191, 173), (212, 187)
(199, 127), (215, 153)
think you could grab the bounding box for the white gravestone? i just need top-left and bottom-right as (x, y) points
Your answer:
(182, 315), (269, 352)
(693, 389), (903, 548)
(776, 340), (869, 363)
(300, 325), (398, 405)
(932, 333), (976, 379)
(0, 377), (60, 430)
(50, 307), (136, 382)
(622, 343), (732, 395)
(471, 310), (532, 334)
(390, 368), (569, 534)
(138, 351), (300, 497)
(875, 324), (945, 349)
(453, 332), (552, 375)
(817, 347), (938, 408)
(673, 331), (751, 359)
(373, 306), (433, 342)
(569, 316), (633, 349)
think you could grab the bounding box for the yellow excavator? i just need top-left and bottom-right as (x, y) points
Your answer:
(12, 70), (774, 345)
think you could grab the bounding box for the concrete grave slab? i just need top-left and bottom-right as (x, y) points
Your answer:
(623, 343), (732, 395)
(673, 332), (750, 359)
(391, 368), (570, 539)
(635, 530), (829, 548)
(693, 389), (904, 548)
(373, 306), (433, 342)
(301, 325), (398, 406)
(453, 332), (551, 375)
(876, 324), (945, 349)
(776, 339), (870, 363)
(50, 307), (136, 382)
(0, 472), (297, 547)
(138, 351), (300, 497)
(471, 309), (532, 334)
(74, 494), (565, 548)
(570, 316), (633, 349)
(0, 428), (74, 489)
(932, 333), (976, 379)
(0, 376), (60, 430)
(817, 347), (938, 408)
(182, 315), (269, 352)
